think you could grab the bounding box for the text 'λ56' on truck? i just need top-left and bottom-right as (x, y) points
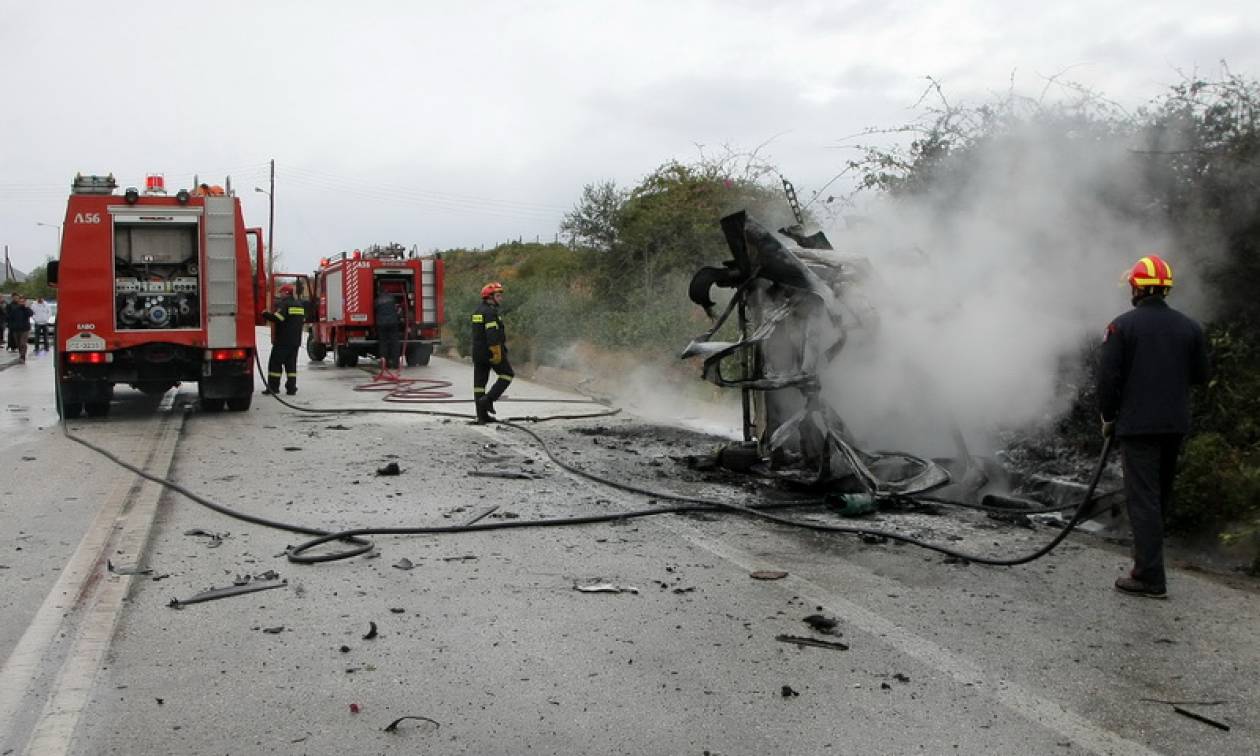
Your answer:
(46, 173), (266, 418)
(301, 243), (445, 368)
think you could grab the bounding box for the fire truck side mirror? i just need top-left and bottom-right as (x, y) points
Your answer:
(46, 261), (59, 287)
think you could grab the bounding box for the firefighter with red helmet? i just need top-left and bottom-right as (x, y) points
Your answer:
(1098, 254), (1209, 599)
(470, 281), (512, 423)
(262, 284), (306, 395)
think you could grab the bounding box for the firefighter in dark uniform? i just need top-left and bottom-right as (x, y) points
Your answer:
(471, 281), (513, 424)
(1098, 254), (1209, 599)
(262, 284), (305, 395)
(375, 290), (403, 369)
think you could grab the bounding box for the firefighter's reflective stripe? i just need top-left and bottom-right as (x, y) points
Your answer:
(499, 374), (513, 382)
(473, 386), (486, 394)
(287, 307), (305, 315)
(471, 314), (484, 323)
(485, 322), (499, 329)
(272, 311), (285, 321)
(268, 371), (283, 377)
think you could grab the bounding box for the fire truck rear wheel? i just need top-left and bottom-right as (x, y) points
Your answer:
(306, 340), (327, 362)
(201, 397), (226, 412)
(227, 394), (252, 412)
(405, 343), (433, 367)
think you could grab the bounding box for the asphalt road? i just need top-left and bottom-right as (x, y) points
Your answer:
(2, 341), (1257, 755)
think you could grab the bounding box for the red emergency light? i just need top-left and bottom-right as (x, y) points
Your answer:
(210, 348), (249, 361)
(66, 351), (108, 364)
(145, 174), (166, 194)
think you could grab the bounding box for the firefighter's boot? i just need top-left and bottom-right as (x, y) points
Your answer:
(475, 396), (494, 424)
(262, 377), (281, 395)
(285, 378), (298, 396)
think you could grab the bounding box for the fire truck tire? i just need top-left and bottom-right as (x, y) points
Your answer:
(201, 397), (226, 412)
(405, 343), (433, 367)
(306, 339), (327, 362)
(335, 346), (357, 368)
(60, 402), (84, 419)
(85, 401), (111, 418)
(226, 394), (252, 412)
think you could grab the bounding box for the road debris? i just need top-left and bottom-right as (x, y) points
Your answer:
(168, 577), (287, 609)
(467, 469), (544, 480)
(183, 529), (227, 548)
(262, 626), (285, 634)
(384, 715), (441, 733)
(107, 560), (152, 576)
(750, 570), (788, 580)
(1173, 706), (1230, 731)
(464, 505), (499, 525)
(892, 673), (910, 683)
(392, 558), (415, 571)
(775, 634), (850, 651)
(802, 614), (839, 635)
(362, 621), (379, 640)
(389, 607), (406, 614)
(574, 582), (640, 594)
(339, 645), (351, 653)
(781, 685), (800, 697)
(283, 446), (302, 452)
(376, 462), (402, 476)
(441, 555), (477, 562)
(349, 703), (361, 714)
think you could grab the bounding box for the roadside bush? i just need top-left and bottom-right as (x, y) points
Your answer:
(1171, 432), (1260, 533)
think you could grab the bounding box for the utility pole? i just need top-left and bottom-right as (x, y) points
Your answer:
(267, 158), (275, 279)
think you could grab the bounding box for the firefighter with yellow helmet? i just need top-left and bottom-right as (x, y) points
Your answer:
(262, 284), (306, 395)
(470, 281), (513, 423)
(1098, 254), (1209, 598)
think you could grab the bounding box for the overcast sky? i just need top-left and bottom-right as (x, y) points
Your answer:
(1, 0), (1255, 274)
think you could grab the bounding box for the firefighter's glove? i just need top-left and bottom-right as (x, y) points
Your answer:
(1101, 419), (1115, 439)
(489, 345), (503, 365)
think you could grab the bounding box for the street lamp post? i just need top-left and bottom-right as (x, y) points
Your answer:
(254, 187), (273, 280)
(36, 222), (61, 255)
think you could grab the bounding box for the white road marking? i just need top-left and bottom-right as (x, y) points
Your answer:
(0, 400), (185, 755)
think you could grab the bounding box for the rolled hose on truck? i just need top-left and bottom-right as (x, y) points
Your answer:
(53, 344), (1116, 567)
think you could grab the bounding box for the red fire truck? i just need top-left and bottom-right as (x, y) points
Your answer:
(47, 173), (265, 417)
(298, 243), (445, 368)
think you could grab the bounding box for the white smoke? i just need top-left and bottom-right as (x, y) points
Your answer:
(817, 119), (1204, 456)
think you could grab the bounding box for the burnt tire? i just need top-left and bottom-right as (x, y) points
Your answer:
(405, 343), (433, 367)
(226, 394), (252, 412)
(306, 339), (327, 362)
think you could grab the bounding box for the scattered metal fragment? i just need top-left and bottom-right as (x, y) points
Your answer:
(376, 462), (402, 476)
(467, 469), (543, 480)
(441, 555), (477, 562)
(263, 626), (285, 634)
(781, 685), (800, 697)
(339, 645), (351, 653)
(389, 607), (406, 614)
(464, 505), (499, 525)
(384, 715), (441, 733)
(255, 569), (280, 581)
(803, 614), (839, 635)
(150, 574), (171, 582)
(775, 634), (850, 651)
(672, 587), (697, 594)
(183, 529), (227, 548)
(107, 560), (153, 576)
(283, 446), (302, 452)
(1173, 706), (1230, 731)
(893, 673), (910, 683)
(392, 558), (415, 571)
(349, 703), (361, 714)
(168, 578), (287, 608)
(362, 621), (378, 640)
(574, 582), (640, 594)
(750, 570), (788, 580)
(325, 424), (351, 430)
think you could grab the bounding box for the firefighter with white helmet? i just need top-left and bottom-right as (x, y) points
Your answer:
(1098, 254), (1209, 598)
(470, 281), (512, 423)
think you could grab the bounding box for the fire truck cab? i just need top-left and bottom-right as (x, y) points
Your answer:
(46, 173), (264, 417)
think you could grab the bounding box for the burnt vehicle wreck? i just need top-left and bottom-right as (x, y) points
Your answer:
(683, 211), (953, 499)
